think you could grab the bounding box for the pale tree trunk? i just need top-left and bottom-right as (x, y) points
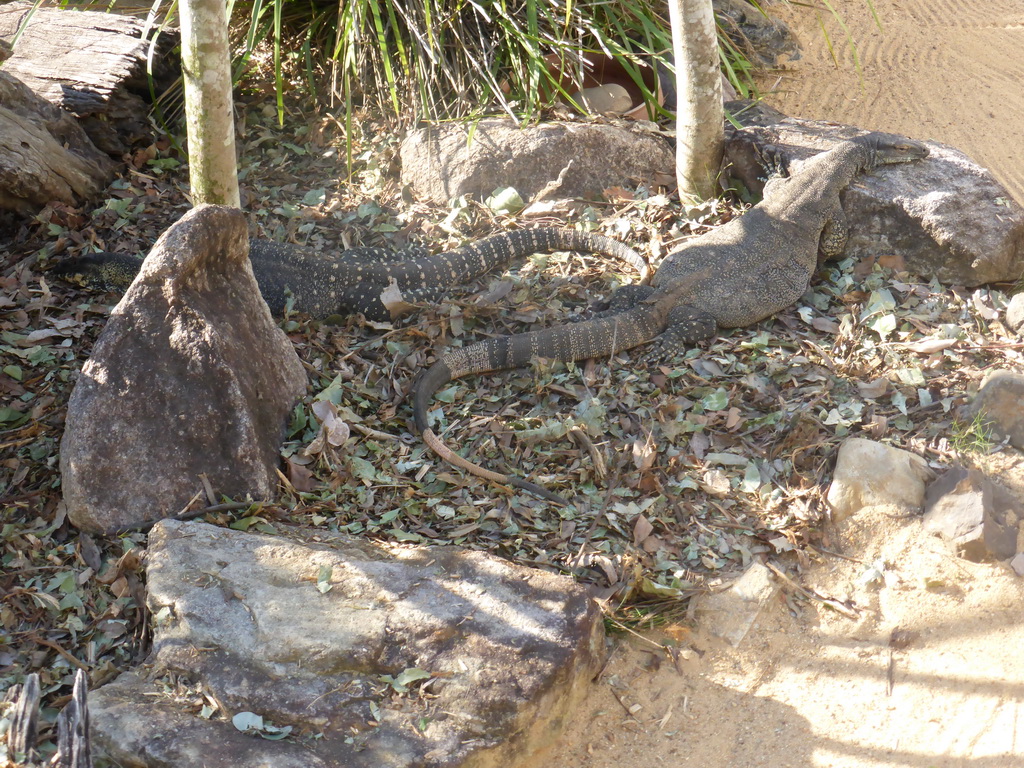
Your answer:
(668, 0), (724, 202)
(179, 0), (240, 207)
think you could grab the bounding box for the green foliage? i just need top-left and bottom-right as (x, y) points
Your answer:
(64, 0), (761, 128)
(322, 0), (675, 124)
(949, 413), (995, 455)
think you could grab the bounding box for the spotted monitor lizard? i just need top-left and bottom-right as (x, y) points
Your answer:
(411, 132), (929, 502)
(52, 229), (648, 322)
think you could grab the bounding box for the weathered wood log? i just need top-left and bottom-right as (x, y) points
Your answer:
(4, 671), (40, 763)
(3, 670), (93, 768)
(0, 70), (116, 214)
(0, 1), (179, 155)
(53, 670), (93, 768)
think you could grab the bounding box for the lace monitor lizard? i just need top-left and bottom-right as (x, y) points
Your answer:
(52, 228), (648, 322)
(410, 132), (930, 502)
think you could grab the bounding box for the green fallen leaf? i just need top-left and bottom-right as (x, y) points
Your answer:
(347, 456), (377, 483)
(302, 188), (327, 205)
(316, 565), (333, 594)
(395, 668), (432, 687)
(232, 711), (264, 733)
(485, 186), (524, 215)
(700, 388), (729, 411)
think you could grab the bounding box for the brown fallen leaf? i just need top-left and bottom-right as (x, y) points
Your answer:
(632, 435), (657, 471)
(603, 185), (635, 204)
(857, 377), (890, 398)
(811, 316), (840, 334)
(286, 456), (317, 492)
(633, 514), (654, 546)
(724, 406), (743, 430)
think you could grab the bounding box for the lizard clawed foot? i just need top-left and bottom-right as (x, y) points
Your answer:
(756, 143), (790, 182)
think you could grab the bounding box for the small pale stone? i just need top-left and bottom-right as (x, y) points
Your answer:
(923, 467), (1019, 562)
(826, 438), (934, 522)
(567, 84), (634, 115)
(1005, 294), (1024, 334)
(1011, 553), (1024, 577)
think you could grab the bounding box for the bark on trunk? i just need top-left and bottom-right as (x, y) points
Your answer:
(179, 0), (240, 207)
(668, 0), (725, 201)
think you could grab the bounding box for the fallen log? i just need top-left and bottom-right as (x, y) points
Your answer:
(0, 70), (116, 214)
(0, 1), (179, 155)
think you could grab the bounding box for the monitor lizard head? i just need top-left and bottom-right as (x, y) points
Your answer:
(50, 252), (142, 293)
(859, 132), (930, 167)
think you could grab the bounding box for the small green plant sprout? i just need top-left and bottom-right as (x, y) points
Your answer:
(949, 412), (995, 455)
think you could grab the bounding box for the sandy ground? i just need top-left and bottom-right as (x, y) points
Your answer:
(760, 0), (1024, 205)
(532, 3), (1024, 766)
(535, 504), (1024, 768)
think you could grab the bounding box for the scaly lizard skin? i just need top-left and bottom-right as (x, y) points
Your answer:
(411, 132), (929, 502)
(52, 228), (648, 322)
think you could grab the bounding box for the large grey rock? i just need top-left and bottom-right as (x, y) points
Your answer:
(923, 467), (1020, 562)
(724, 103), (1024, 287)
(962, 370), (1024, 450)
(400, 118), (674, 205)
(826, 438), (934, 522)
(60, 205), (307, 533)
(89, 520), (606, 768)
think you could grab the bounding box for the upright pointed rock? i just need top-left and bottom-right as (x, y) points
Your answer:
(60, 204), (306, 533)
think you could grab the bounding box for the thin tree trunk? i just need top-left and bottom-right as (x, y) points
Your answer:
(668, 0), (724, 201)
(179, 0), (240, 207)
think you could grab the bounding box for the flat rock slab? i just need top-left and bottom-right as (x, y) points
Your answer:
(59, 205), (306, 533)
(400, 118), (674, 205)
(89, 520), (606, 768)
(695, 561), (778, 647)
(725, 101), (1024, 287)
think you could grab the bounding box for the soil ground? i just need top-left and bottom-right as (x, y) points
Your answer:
(538, 2), (1024, 766)
(538, 506), (1024, 768)
(763, 0), (1024, 206)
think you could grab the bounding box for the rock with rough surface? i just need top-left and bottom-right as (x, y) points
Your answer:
(60, 205), (306, 533)
(826, 438), (934, 522)
(962, 370), (1024, 450)
(400, 119), (674, 205)
(89, 520), (606, 768)
(923, 467), (1020, 562)
(725, 103), (1024, 287)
